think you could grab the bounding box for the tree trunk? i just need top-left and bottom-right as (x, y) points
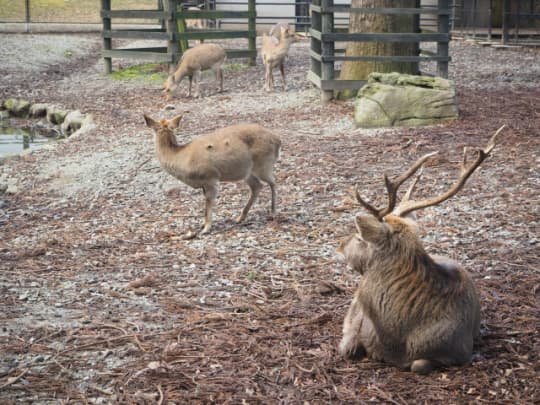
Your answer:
(338, 0), (420, 98)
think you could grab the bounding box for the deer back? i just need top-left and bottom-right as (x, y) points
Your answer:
(181, 43), (226, 71)
(158, 123), (280, 186)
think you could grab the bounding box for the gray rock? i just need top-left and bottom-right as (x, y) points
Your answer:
(355, 72), (458, 128)
(30, 103), (48, 118)
(46, 106), (68, 125)
(3, 98), (31, 118)
(69, 114), (95, 139)
(61, 110), (85, 134)
(0, 110), (9, 120)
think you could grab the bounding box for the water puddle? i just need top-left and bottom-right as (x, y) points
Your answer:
(0, 126), (59, 157)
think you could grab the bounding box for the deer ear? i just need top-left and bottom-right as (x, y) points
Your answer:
(355, 215), (387, 244)
(169, 114), (183, 129)
(143, 114), (159, 130)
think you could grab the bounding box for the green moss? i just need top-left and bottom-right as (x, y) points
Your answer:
(110, 63), (168, 83)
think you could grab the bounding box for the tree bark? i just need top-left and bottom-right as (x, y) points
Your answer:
(338, 0), (420, 98)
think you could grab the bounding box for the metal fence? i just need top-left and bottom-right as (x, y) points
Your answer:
(452, 0), (540, 44)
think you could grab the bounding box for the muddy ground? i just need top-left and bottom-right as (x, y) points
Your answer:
(0, 33), (539, 404)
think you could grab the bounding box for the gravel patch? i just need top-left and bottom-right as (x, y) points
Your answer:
(0, 33), (539, 404)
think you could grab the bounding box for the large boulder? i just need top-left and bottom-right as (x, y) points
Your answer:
(354, 72), (458, 128)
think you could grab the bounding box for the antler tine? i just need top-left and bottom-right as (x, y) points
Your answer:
(379, 151), (439, 218)
(485, 124), (505, 154)
(402, 166), (424, 203)
(393, 127), (503, 218)
(355, 186), (383, 218)
(354, 151), (437, 220)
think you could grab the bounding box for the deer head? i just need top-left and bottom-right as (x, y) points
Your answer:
(339, 125), (504, 275)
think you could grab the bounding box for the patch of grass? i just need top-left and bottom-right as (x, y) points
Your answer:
(0, 0), (157, 23)
(110, 63), (167, 83)
(224, 63), (249, 73)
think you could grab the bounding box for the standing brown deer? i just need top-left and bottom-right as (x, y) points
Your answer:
(163, 43), (226, 100)
(337, 127), (504, 374)
(143, 114), (281, 239)
(261, 24), (300, 92)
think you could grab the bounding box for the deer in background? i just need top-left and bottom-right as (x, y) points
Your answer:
(261, 24), (300, 92)
(143, 114), (281, 239)
(337, 126), (504, 374)
(163, 43), (226, 100)
(185, 6), (208, 44)
(268, 22), (290, 43)
(185, 6), (208, 31)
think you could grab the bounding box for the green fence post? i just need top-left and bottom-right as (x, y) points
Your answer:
(165, 0), (181, 69)
(248, 0), (256, 66)
(437, 0), (449, 78)
(320, 0), (334, 102)
(101, 0), (112, 74)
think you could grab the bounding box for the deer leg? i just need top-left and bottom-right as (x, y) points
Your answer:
(269, 66), (274, 90)
(237, 175), (262, 223)
(201, 184), (217, 234)
(259, 173), (277, 217)
(187, 75), (193, 97)
(279, 63), (286, 90)
(264, 65), (271, 92)
(214, 67), (223, 93)
(182, 185), (217, 240)
(193, 70), (202, 98)
(339, 289), (377, 359)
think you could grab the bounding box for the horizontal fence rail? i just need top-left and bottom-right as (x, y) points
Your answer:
(100, 0), (257, 73)
(309, 0), (451, 102)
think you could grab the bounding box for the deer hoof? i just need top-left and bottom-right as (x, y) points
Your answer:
(411, 359), (435, 375)
(338, 338), (366, 360)
(236, 214), (246, 224)
(182, 230), (200, 240)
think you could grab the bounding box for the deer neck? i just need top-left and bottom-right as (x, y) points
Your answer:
(367, 237), (430, 280)
(276, 37), (293, 52)
(154, 131), (188, 170)
(173, 65), (189, 83)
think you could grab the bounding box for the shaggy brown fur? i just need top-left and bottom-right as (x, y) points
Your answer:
(338, 214), (481, 374)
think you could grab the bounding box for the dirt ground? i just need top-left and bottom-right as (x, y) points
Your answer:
(0, 33), (539, 404)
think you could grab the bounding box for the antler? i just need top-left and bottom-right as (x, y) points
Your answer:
(355, 151), (438, 220)
(393, 125), (505, 217)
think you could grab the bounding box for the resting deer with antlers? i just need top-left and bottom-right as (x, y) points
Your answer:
(337, 126), (504, 374)
(144, 114), (281, 239)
